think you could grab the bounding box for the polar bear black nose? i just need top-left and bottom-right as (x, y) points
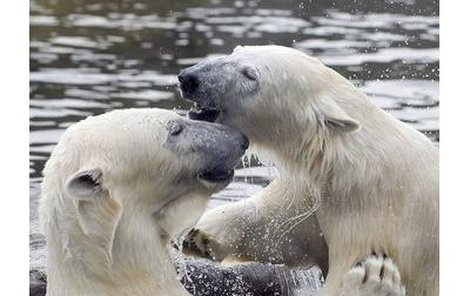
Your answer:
(167, 120), (184, 136)
(178, 71), (199, 94)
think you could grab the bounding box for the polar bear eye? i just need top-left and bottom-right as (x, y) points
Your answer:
(241, 66), (259, 81)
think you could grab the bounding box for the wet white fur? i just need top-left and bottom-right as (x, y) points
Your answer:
(40, 109), (212, 296)
(191, 45), (438, 296)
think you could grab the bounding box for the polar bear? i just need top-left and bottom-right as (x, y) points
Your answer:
(178, 45), (438, 296)
(39, 108), (248, 296)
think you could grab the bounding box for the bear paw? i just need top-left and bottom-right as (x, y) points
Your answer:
(182, 228), (224, 261)
(341, 253), (406, 296)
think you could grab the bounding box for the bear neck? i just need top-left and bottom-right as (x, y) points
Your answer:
(44, 194), (190, 296)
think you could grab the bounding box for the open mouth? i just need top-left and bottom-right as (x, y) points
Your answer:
(188, 103), (221, 122)
(197, 169), (235, 184)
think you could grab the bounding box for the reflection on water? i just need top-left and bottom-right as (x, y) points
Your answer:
(30, 0), (439, 272)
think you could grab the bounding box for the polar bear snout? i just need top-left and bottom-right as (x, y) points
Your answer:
(166, 118), (248, 152)
(165, 118), (248, 187)
(179, 57), (260, 125)
(178, 71), (200, 97)
(178, 67), (210, 107)
(180, 63), (231, 123)
(178, 66), (224, 119)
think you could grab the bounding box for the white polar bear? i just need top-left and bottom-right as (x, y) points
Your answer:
(179, 45), (438, 296)
(39, 108), (247, 296)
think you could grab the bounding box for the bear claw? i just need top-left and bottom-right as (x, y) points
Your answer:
(342, 254), (406, 296)
(182, 228), (221, 261)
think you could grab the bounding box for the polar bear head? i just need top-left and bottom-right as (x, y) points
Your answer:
(40, 108), (247, 294)
(179, 45), (361, 154)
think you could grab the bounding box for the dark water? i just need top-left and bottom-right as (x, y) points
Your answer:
(30, 0), (439, 272)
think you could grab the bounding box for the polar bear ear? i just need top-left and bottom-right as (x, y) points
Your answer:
(66, 168), (123, 266)
(315, 101), (360, 133)
(66, 168), (105, 200)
